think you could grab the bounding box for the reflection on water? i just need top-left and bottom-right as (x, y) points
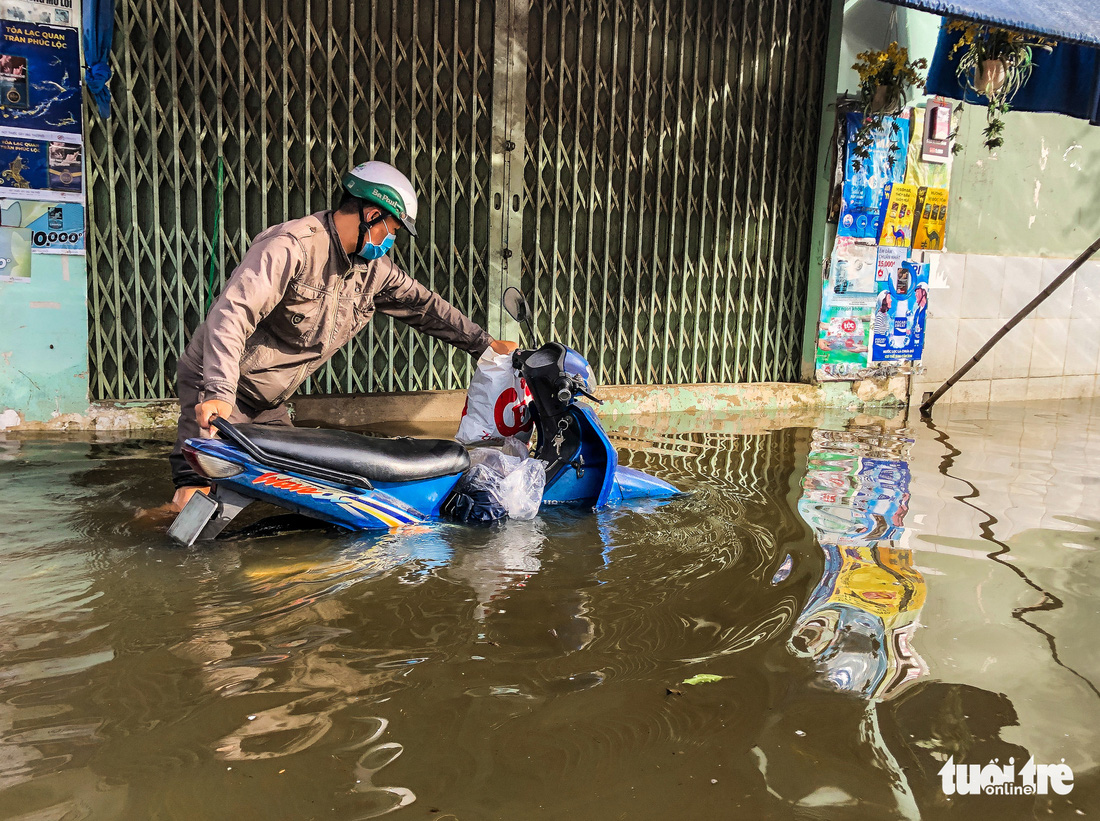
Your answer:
(795, 428), (927, 700)
(1, 404), (1098, 819)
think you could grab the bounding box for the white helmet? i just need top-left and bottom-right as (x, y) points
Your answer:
(341, 161), (419, 236)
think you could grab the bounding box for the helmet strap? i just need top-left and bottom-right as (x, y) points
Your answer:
(356, 208), (386, 257)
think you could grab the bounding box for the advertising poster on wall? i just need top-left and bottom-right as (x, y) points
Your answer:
(872, 259), (929, 362)
(815, 238), (878, 381)
(0, 21), (81, 143)
(0, 197), (82, 253)
(0, 0), (77, 28)
(0, 133), (79, 201)
(905, 107), (953, 189)
(0, 13), (81, 283)
(28, 199), (82, 252)
(876, 182), (918, 247)
(920, 98), (953, 164)
(0, 131), (42, 188)
(46, 137), (78, 189)
(0, 196), (80, 278)
(819, 102), (949, 381)
(912, 186), (949, 250)
(875, 245), (909, 283)
(838, 112), (910, 241)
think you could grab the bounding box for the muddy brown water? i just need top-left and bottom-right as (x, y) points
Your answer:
(0, 399), (1097, 820)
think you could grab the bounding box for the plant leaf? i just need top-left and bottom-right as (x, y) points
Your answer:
(682, 674), (726, 685)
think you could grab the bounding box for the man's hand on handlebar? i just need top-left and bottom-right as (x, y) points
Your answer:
(489, 339), (518, 355)
(195, 399), (233, 435)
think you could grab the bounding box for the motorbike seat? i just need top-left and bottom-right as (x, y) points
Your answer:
(234, 425), (470, 483)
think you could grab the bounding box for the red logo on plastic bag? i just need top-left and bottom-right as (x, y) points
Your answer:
(494, 379), (533, 437)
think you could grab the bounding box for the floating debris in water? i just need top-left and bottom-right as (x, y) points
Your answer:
(771, 554), (793, 584)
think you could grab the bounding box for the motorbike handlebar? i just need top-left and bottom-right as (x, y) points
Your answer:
(513, 343), (603, 406)
(554, 377), (573, 404)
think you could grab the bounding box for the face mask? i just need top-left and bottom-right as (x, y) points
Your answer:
(359, 230), (395, 261)
(356, 212), (396, 261)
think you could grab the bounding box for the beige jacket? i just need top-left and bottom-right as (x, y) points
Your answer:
(179, 211), (492, 409)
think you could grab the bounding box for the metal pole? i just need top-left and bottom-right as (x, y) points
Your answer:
(920, 234), (1100, 418)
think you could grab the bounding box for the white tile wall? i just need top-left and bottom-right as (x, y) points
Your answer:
(959, 255), (1006, 319)
(1064, 316), (1100, 376)
(999, 257), (1044, 317)
(990, 317), (1035, 380)
(919, 315), (958, 381)
(917, 252), (1100, 406)
(954, 318), (1000, 380)
(952, 379), (991, 403)
(1030, 318), (1070, 378)
(1037, 258), (1076, 319)
(930, 253), (965, 319)
(1071, 261), (1100, 320)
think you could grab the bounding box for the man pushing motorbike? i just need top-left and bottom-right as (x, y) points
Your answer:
(169, 160), (516, 511)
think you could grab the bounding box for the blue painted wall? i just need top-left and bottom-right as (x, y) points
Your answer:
(0, 255), (89, 422)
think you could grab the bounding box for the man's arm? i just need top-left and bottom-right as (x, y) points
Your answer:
(373, 261), (493, 357)
(201, 233), (302, 406)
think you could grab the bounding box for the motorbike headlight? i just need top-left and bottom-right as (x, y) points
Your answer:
(183, 446), (244, 479)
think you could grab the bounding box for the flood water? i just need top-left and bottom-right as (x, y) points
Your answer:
(0, 399), (1098, 820)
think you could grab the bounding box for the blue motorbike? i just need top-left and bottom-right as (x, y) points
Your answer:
(168, 288), (679, 546)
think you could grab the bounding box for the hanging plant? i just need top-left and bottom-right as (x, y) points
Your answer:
(947, 21), (1056, 151)
(851, 42), (927, 174)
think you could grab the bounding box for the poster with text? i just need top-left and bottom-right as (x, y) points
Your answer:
(816, 238), (877, 380)
(0, 132), (43, 189)
(28, 198), (81, 251)
(838, 112), (910, 241)
(0, 0), (77, 28)
(45, 137), (77, 189)
(875, 246), (909, 283)
(871, 260), (929, 362)
(0, 134), (79, 199)
(876, 182), (918, 247)
(0, 196), (81, 254)
(0, 21), (81, 142)
(912, 186), (948, 251)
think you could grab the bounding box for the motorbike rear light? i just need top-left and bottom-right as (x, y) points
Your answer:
(183, 446), (244, 479)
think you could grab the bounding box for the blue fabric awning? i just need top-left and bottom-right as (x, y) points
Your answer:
(888, 0), (1100, 49)
(925, 22), (1100, 124)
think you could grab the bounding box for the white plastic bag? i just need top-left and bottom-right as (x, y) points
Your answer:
(456, 347), (533, 444)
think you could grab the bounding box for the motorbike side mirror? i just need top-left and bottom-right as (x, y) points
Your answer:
(503, 286), (530, 324)
(502, 286), (538, 346)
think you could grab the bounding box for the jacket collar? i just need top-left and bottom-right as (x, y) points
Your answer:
(322, 209), (370, 278)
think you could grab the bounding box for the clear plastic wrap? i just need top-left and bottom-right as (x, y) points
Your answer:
(443, 446), (546, 523)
